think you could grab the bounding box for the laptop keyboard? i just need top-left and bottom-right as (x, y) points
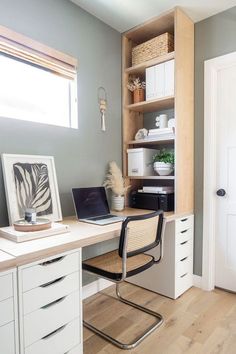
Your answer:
(89, 215), (116, 221)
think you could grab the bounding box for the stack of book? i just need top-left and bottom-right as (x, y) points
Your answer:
(138, 186), (174, 194)
(146, 127), (175, 141)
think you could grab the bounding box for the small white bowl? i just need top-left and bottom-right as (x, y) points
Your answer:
(153, 162), (174, 176)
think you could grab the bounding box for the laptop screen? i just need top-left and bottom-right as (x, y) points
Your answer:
(72, 187), (110, 219)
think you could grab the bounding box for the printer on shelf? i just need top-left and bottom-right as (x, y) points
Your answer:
(130, 188), (174, 212)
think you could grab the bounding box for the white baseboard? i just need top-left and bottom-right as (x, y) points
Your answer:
(193, 274), (202, 288)
(82, 278), (113, 300)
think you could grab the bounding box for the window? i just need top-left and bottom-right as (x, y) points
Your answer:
(0, 25), (78, 129)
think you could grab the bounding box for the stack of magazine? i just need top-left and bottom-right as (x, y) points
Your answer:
(0, 223), (70, 243)
(146, 127), (175, 141)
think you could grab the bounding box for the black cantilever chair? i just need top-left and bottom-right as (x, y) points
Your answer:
(82, 210), (165, 350)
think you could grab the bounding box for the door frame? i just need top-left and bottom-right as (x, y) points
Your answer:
(203, 51), (236, 290)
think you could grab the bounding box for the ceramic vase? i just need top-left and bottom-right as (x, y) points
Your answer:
(112, 195), (125, 211)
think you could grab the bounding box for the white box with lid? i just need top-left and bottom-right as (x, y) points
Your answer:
(127, 148), (159, 176)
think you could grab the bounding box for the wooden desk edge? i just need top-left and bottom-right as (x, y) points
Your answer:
(0, 208), (193, 271)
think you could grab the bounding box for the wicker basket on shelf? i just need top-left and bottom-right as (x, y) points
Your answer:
(132, 32), (174, 66)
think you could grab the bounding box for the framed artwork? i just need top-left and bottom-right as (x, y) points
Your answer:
(1, 154), (62, 224)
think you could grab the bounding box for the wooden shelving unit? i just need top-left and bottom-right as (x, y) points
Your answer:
(122, 7), (194, 214)
(125, 51), (175, 76)
(128, 176), (175, 180)
(128, 137), (175, 145)
(126, 96), (174, 113)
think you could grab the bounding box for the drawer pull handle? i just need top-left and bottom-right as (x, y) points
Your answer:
(41, 296), (66, 309)
(180, 218), (188, 222)
(181, 229), (188, 234)
(40, 276), (66, 288)
(180, 257), (188, 262)
(42, 324), (67, 340)
(180, 241), (188, 245)
(39, 256), (65, 266)
(180, 273), (188, 278)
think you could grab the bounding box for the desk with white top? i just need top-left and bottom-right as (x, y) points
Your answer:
(0, 208), (194, 354)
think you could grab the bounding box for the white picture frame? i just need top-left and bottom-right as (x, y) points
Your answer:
(1, 154), (62, 224)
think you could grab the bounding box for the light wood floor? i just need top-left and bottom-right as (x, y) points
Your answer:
(83, 282), (236, 354)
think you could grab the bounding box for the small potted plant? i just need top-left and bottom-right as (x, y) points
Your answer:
(127, 76), (146, 103)
(104, 161), (130, 211)
(153, 149), (175, 176)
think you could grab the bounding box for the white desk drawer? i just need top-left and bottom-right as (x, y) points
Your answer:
(0, 297), (14, 327)
(176, 216), (193, 233)
(176, 255), (193, 277)
(23, 271), (80, 315)
(22, 251), (80, 292)
(24, 290), (80, 347)
(0, 321), (16, 354)
(66, 344), (82, 354)
(0, 273), (13, 301)
(25, 318), (81, 354)
(176, 228), (193, 245)
(176, 272), (193, 297)
(176, 239), (193, 262)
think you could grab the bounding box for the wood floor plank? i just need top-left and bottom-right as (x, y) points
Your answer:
(83, 283), (236, 354)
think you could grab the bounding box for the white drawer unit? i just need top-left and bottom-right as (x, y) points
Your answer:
(127, 215), (194, 299)
(18, 249), (83, 354)
(0, 268), (19, 354)
(21, 251), (80, 292)
(25, 318), (81, 354)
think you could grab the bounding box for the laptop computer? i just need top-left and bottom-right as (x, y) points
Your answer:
(72, 187), (125, 225)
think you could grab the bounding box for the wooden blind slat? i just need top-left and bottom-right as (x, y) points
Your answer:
(0, 25), (77, 79)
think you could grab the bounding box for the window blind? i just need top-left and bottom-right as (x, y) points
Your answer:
(0, 25), (77, 79)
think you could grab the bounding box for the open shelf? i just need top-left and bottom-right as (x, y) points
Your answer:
(127, 176), (175, 180)
(125, 52), (175, 76)
(126, 96), (174, 113)
(128, 137), (175, 145)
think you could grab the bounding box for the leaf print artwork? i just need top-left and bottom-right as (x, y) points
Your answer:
(13, 163), (53, 218)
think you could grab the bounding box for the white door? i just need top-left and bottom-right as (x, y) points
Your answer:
(214, 55), (236, 292)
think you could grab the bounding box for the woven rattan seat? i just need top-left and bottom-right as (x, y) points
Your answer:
(83, 250), (154, 281)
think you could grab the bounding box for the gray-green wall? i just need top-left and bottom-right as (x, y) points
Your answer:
(0, 0), (121, 284)
(194, 6), (236, 275)
(0, 0), (121, 224)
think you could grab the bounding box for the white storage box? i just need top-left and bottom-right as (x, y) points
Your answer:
(127, 148), (159, 176)
(145, 59), (175, 101)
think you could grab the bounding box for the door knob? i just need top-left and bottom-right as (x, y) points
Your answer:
(216, 189), (226, 197)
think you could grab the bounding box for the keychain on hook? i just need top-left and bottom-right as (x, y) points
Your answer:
(98, 87), (107, 132)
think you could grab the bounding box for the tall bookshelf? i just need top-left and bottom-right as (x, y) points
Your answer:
(122, 7), (194, 214)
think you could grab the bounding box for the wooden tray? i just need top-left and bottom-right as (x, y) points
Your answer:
(13, 218), (51, 232)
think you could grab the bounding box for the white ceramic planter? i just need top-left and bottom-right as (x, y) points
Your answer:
(154, 162), (174, 176)
(111, 195), (125, 211)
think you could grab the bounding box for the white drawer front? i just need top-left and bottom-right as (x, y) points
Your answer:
(176, 215), (193, 233)
(176, 227), (193, 245)
(22, 251), (80, 292)
(177, 255), (193, 277)
(0, 273), (13, 301)
(176, 239), (193, 262)
(66, 344), (82, 354)
(0, 321), (16, 354)
(23, 271), (80, 315)
(25, 318), (81, 354)
(0, 297), (14, 327)
(24, 290), (80, 347)
(176, 272), (193, 298)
